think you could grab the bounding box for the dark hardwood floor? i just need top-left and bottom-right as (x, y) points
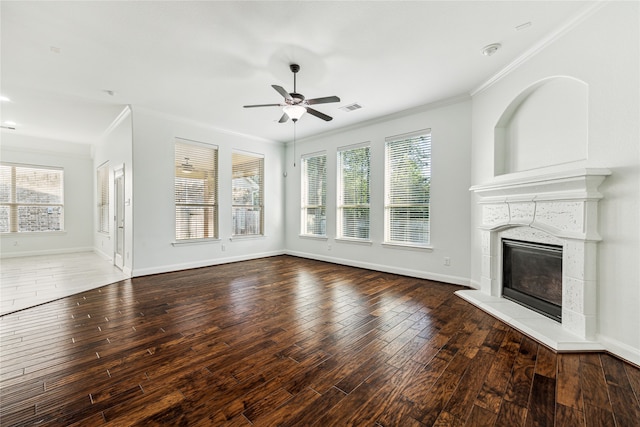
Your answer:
(1, 255), (638, 426)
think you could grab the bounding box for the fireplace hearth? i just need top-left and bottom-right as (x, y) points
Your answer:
(502, 239), (563, 322)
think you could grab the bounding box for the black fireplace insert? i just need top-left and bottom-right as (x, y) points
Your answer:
(502, 239), (563, 322)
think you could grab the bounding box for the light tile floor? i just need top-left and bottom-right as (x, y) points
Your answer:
(0, 252), (129, 315)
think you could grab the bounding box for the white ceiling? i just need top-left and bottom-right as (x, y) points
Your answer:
(0, 1), (592, 145)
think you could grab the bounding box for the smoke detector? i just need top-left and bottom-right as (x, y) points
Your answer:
(481, 43), (502, 56)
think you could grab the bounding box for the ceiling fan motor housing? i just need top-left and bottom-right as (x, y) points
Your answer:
(289, 93), (305, 104)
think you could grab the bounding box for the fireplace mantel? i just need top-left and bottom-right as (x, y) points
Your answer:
(459, 168), (611, 351)
(470, 168), (611, 202)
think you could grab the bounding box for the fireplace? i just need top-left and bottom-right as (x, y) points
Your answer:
(502, 239), (562, 322)
(458, 168), (610, 350)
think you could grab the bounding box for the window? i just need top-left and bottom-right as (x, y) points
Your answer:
(0, 163), (64, 233)
(337, 144), (370, 240)
(97, 163), (109, 233)
(175, 139), (218, 240)
(232, 151), (264, 236)
(384, 129), (431, 246)
(301, 152), (327, 236)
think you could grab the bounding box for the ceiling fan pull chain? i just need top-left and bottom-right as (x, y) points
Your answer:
(293, 121), (297, 167)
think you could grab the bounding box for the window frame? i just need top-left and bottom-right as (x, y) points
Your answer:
(174, 138), (219, 242)
(384, 129), (432, 248)
(336, 142), (371, 241)
(231, 150), (264, 237)
(97, 162), (109, 234)
(0, 162), (65, 234)
(300, 151), (327, 238)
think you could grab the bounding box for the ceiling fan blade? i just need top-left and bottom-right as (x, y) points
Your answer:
(306, 107), (333, 121)
(243, 103), (282, 108)
(306, 96), (341, 105)
(278, 113), (289, 123)
(272, 85), (293, 101)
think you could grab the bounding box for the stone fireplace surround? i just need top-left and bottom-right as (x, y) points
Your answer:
(458, 168), (611, 351)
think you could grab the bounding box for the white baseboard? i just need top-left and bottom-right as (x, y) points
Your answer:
(131, 250), (286, 277)
(285, 250), (472, 287)
(93, 248), (113, 262)
(468, 279), (481, 290)
(0, 246), (94, 259)
(598, 335), (640, 367)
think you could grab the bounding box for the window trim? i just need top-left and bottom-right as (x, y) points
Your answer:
(384, 128), (432, 248)
(336, 142), (371, 241)
(174, 138), (219, 242)
(1, 162), (65, 233)
(300, 151), (327, 237)
(97, 161), (109, 234)
(231, 149), (264, 237)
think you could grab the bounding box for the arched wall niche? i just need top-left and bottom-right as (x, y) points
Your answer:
(494, 76), (588, 176)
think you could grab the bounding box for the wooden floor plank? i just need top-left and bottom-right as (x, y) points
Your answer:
(1, 255), (638, 426)
(524, 373), (555, 427)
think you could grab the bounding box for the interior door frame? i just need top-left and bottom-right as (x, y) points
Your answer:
(113, 166), (125, 270)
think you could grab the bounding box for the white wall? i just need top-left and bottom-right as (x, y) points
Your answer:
(130, 106), (286, 276)
(285, 98), (472, 285)
(93, 107), (133, 275)
(0, 133), (93, 256)
(470, 2), (640, 360)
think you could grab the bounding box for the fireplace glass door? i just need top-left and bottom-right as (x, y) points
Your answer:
(502, 239), (563, 322)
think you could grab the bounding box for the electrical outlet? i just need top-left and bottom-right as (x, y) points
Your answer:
(221, 244), (226, 251)
(327, 244), (332, 251)
(444, 257), (451, 266)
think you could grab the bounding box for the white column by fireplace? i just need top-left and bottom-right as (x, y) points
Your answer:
(458, 168), (610, 351)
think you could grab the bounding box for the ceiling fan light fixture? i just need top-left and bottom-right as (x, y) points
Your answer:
(283, 105), (306, 121)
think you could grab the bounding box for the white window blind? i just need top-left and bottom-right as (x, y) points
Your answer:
(175, 139), (218, 240)
(232, 151), (264, 236)
(0, 162), (64, 233)
(301, 153), (327, 236)
(337, 144), (370, 240)
(384, 129), (431, 246)
(97, 163), (109, 233)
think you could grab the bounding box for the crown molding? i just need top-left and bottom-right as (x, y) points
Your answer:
(290, 93), (471, 146)
(99, 105), (132, 142)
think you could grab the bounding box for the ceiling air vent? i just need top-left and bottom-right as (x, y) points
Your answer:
(339, 103), (363, 112)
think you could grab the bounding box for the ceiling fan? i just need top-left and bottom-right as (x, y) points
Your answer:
(243, 63), (340, 123)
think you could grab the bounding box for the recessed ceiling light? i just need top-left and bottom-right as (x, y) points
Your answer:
(481, 43), (502, 56)
(0, 95), (11, 102)
(4, 121), (17, 126)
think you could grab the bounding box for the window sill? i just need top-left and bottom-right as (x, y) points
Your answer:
(298, 234), (328, 241)
(382, 242), (434, 252)
(230, 235), (265, 241)
(172, 238), (221, 246)
(1, 231), (67, 237)
(335, 238), (373, 246)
